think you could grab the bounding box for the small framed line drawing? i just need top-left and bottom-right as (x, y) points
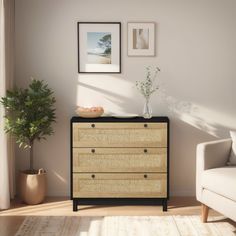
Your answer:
(127, 22), (155, 56)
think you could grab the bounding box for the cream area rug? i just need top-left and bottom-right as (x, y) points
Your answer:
(15, 216), (236, 236)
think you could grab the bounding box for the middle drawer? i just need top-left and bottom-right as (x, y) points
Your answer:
(73, 148), (167, 173)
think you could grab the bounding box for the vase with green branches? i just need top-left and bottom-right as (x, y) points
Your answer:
(1, 79), (56, 173)
(136, 66), (161, 118)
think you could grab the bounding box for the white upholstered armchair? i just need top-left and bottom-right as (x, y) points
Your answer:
(196, 139), (236, 222)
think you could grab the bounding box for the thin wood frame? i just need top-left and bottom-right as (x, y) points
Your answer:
(127, 22), (156, 57)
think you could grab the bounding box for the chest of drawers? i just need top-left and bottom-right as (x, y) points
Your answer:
(71, 116), (169, 211)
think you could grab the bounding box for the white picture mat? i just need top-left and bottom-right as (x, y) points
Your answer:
(128, 23), (155, 56)
(79, 23), (120, 72)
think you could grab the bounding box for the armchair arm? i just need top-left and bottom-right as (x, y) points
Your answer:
(196, 139), (232, 201)
(197, 139), (232, 171)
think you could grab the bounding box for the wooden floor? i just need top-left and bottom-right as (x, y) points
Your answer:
(0, 197), (235, 236)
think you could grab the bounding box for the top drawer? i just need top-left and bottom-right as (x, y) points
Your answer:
(72, 122), (167, 147)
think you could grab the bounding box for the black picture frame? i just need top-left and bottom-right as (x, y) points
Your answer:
(78, 22), (121, 74)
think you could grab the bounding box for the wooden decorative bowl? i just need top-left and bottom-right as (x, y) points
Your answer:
(75, 106), (104, 118)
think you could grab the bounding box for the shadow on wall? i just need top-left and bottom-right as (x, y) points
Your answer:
(168, 118), (216, 196)
(159, 89), (235, 138)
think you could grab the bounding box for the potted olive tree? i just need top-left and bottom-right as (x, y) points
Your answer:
(1, 79), (56, 204)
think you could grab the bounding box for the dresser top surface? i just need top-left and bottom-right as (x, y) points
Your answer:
(71, 116), (169, 123)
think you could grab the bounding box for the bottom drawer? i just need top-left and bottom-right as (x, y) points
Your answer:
(73, 173), (167, 198)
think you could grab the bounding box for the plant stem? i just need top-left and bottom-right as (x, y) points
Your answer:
(29, 141), (34, 172)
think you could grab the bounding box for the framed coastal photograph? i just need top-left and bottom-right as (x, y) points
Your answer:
(127, 22), (155, 56)
(78, 22), (121, 73)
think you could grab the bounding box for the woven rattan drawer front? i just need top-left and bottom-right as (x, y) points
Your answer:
(72, 123), (167, 147)
(73, 148), (167, 173)
(73, 173), (167, 198)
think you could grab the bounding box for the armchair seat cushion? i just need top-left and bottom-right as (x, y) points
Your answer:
(202, 166), (236, 202)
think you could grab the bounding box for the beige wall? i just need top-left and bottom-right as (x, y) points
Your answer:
(15, 0), (236, 196)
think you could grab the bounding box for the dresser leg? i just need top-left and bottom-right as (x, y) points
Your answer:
(73, 200), (78, 212)
(162, 199), (167, 211)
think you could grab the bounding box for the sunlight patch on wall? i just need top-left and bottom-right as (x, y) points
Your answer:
(76, 74), (137, 115)
(52, 170), (67, 184)
(163, 95), (235, 138)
